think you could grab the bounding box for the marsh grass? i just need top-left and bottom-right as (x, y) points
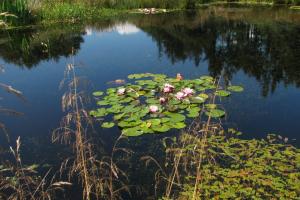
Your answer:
(0, 0), (34, 25)
(53, 50), (131, 199)
(0, 137), (70, 199)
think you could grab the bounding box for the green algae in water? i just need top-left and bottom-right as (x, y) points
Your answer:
(90, 73), (243, 136)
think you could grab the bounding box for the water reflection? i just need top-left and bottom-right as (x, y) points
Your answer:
(0, 7), (300, 96)
(0, 24), (85, 68)
(131, 8), (300, 96)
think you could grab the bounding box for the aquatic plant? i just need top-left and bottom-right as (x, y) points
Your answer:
(53, 51), (131, 200)
(0, 0), (33, 25)
(0, 137), (68, 200)
(0, 12), (17, 27)
(90, 73), (243, 136)
(163, 130), (300, 199)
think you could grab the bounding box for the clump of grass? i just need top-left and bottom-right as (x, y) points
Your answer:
(52, 49), (131, 199)
(0, 0), (34, 25)
(39, 2), (125, 22)
(0, 137), (69, 199)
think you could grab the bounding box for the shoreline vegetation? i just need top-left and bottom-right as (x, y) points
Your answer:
(0, 0), (299, 28)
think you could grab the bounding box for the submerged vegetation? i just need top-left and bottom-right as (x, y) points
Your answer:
(160, 130), (300, 199)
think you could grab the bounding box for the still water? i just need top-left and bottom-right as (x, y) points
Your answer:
(1, 6), (300, 165)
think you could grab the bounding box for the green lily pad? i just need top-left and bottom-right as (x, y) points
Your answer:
(205, 104), (217, 109)
(122, 127), (144, 136)
(90, 108), (108, 117)
(187, 112), (199, 117)
(171, 122), (186, 129)
(101, 122), (115, 128)
(198, 93), (209, 99)
(227, 85), (244, 92)
(215, 90), (231, 97)
(93, 91), (104, 96)
(151, 125), (170, 132)
(97, 100), (109, 106)
(91, 73), (243, 136)
(205, 109), (225, 118)
(148, 119), (161, 126)
(166, 112), (186, 122)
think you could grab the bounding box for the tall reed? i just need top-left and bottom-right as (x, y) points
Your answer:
(53, 49), (131, 199)
(0, 0), (33, 24)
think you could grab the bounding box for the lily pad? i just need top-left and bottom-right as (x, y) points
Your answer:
(151, 125), (170, 132)
(101, 122), (115, 128)
(215, 90), (231, 97)
(122, 127), (144, 136)
(93, 91), (104, 96)
(227, 85), (244, 92)
(205, 109), (225, 118)
(91, 73), (243, 136)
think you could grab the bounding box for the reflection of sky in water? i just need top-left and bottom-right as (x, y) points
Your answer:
(85, 22), (140, 36)
(0, 11), (300, 150)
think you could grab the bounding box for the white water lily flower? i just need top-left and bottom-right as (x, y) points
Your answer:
(183, 88), (194, 96)
(149, 105), (159, 113)
(163, 83), (174, 93)
(175, 92), (185, 100)
(117, 88), (126, 95)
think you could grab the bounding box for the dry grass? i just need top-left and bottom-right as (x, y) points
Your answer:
(52, 49), (131, 200)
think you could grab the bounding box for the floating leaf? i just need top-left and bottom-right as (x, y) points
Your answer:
(205, 104), (217, 109)
(90, 108), (107, 117)
(91, 73), (243, 136)
(215, 90), (231, 97)
(148, 119), (161, 126)
(101, 122), (115, 128)
(227, 85), (244, 92)
(187, 111), (199, 118)
(122, 127), (144, 136)
(93, 91), (104, 96)
(205, 109), (225, 118)
(166, 112), (186, 122)
(171, 122), (186, 129)
(97, 100), (109, 106)
(151, 125), (170, 132)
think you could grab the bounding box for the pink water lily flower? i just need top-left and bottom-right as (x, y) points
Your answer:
(183, 88), (194, 96)
(117, 88), (126, 95)
(159, 97), (166, 104)
(175, 92), (185, 100)
(163, 83), (174, 93)
(149, 105), (159, 113)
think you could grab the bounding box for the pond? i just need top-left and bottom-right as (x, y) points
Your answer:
(0, 5), (300, 198)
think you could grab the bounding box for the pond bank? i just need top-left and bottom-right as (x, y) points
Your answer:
(1, 1), (300, 29)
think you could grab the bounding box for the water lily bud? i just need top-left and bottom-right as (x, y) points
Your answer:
(159, 97), (166, 104)
(176, 73), (183, 80)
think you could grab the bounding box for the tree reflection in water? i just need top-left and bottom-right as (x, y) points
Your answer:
(0, 6), (299, 96)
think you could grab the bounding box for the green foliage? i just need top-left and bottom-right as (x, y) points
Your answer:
(39, 2), (123, 21)
(90, 73), (243, 136)
(0, 0), (34, 25)
(167, 131), (300, 199)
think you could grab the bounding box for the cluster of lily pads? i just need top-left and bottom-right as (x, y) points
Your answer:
(90, 73), (243, 136)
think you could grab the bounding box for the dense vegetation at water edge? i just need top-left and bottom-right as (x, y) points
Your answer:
(1, 0), (300, 25)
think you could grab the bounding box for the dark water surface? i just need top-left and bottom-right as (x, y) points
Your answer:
(1, 6), (300, 164)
